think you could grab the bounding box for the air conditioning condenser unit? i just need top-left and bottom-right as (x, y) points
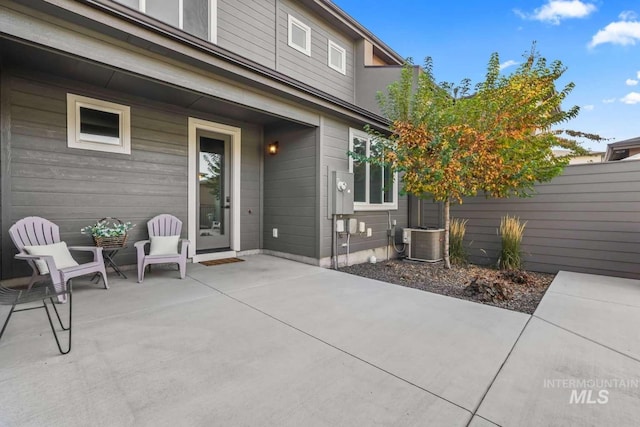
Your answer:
(402, 228), (445, 262)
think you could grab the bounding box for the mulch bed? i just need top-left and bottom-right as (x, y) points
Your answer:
(340, 259), (554, 314)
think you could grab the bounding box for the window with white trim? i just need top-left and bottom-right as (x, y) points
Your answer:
(328, 40), (346, 75)
(115, 0), (217, 43)
(67, 94), (131, 155)
(349, 128), (398, 210)
(288, 14), (311, 56)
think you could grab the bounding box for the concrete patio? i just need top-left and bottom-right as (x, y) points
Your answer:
(1, 255), (638, 426)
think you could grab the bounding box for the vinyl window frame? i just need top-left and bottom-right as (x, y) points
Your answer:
(66, 93), (131, 155)
(327, 40), (346, 75)
(348, 128), (398, 211)
(287, 14), (311, 56)
(117, 0), (217, 43)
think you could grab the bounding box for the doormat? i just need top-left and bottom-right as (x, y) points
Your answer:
(200, 258), (245, 266)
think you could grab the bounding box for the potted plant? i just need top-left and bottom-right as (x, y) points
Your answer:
(81, 217), (135, 247)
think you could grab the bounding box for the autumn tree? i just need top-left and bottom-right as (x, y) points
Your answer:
(356, 47), (603, 268)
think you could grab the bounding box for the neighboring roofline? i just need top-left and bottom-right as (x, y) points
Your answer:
(72, 0), (392, 128)
(606, 136), (640, 148)
(604, 136), (640, 161)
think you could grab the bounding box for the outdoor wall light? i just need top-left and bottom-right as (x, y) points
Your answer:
(267, 141), (279, 155)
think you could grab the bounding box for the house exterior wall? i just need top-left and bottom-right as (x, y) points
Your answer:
(0, 1), (322, 128)
(319, 116), (408, 262)
(276, 0), (355, 103)
(263, 123), (318, 259)
(0, 0), (412, 277)
(0, 70), (263, 278)
(217, 0), (277, 68)
(420, 162), (640, 279)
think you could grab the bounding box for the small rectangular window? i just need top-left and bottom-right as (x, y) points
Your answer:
(288, 14), (311, 56)
(349, 129), (398, 211)
(328, 40), (346, 74)
(184, 0), (209, 40)
(352, 137), (367, 203)
(146, 0), (180, 27)
(67, 94), (131, 155)
(114, 0), (217, 43)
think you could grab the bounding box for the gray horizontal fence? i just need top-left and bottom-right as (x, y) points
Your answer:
(420, 161), (640, 279)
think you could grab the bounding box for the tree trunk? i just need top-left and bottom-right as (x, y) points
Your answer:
(443, 198), (451, 269)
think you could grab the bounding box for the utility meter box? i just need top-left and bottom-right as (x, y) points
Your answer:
(332, 171), (354, 215)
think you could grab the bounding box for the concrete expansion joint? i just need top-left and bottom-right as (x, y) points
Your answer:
(465, 315), (533, 427)
(547, 290), (640, 309)
(187, 273), (472, 416)
(532, 315), (640, 365)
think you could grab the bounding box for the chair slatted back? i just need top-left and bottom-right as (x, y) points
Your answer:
(9, 217), (61, 252)
(147, 214), (182, 238)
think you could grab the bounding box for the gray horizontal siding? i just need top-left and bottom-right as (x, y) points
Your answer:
(1, 71), (263, 278)
(240, 126), (262, 252)
(277, 0), (354, 103)
(419, 162), (640, 279)
(217, 0), (276, 68)
(263, 122), (318, 258)
(319, 116), (407, 259)
(4, 75), (188, 277)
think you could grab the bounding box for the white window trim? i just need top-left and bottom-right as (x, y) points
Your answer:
(209, 0), (217, 44)
(66, 93), (131, 155)
(132, 0), (217, 44)
(327, 40), (346, 75)
(288, 14), (311, 56)
(348, 128), (398, 211)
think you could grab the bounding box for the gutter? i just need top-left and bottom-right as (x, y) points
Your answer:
(75, 0), (392, 129)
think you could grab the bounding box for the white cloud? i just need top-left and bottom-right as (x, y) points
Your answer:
(516, 1), (597, 25)
(499, 60), (519, 70)
(582, 104), (595, 111)
(589, 20), (640, 47)
(619, 11), (638, 21)
(626, 78), (639, 86)
(620, 92), (640, 104)
(602, 98), (616, 103)
(637, 70), (640, 79)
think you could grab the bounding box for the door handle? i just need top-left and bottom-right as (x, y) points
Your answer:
(223, 205), (231, 209)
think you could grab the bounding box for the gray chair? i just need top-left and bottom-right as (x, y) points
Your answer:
(135, 214), (190, 283)
(0, 282), (72, 354)
(9, 216), (109, 303)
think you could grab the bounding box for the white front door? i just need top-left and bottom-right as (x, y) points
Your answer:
(188, 118), (241, 262)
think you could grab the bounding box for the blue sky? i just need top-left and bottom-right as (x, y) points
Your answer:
(333, 0), (640, 151)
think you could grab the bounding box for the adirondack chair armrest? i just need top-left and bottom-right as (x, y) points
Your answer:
(15, 253), (57, 275)
(68, 246), (104, 263)
(179, 239), (190, 254)
(134, 240), (151, 257)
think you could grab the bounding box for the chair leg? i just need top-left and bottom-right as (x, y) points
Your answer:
(43, 293), (72, 355)
(179, 259), (186, 279)
(0, 304), (17, 342)
(138, 260), (146, 283)
(50, 298), (70, 331)
(99, 264), (109, 290)
(55, 282), (68, 304)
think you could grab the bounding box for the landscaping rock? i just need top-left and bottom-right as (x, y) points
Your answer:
(340, 260), (554, 314)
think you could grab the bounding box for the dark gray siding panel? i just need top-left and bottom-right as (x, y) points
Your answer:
(277, 0), (354, 103)
(419, 162), (640, 279)
(1, 72), (264, 278)
(263, 123), (317, 258)
(319, 117), (407, 259)
(4, 75), (188, 277)
(240, 125), (262, 251)
(217, 0), (276, 68)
